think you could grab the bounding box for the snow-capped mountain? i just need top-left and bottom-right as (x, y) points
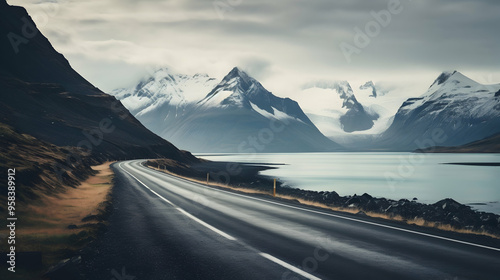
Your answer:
(111, 68), (218, 114)
(111, 69), (219, 134)
(199, 67), (314, 125)
(111, 67), (341, 152)
(359, 81), (387, 98)
(376, 71), (500, 151)
(294, 80), (379, 139)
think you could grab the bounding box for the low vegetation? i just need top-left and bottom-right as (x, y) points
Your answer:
(0, 123), (114, 278)
(0, 162), (113, 279)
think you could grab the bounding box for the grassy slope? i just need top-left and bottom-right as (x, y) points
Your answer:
(0, 122), (96, 203)
(0, 123), (114, 278)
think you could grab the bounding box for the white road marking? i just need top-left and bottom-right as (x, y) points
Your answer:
(176, 208), (236, 241)
(120, 164), (176, 206)
(120, 161), (324, 278)
(119, 162), (236, 241)
(259, 253), (322, 280)
(130, 160), (500, 253)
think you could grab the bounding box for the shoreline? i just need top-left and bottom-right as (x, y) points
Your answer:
(198, 152), (500, 215)
(443, 162), (500, 166)
(147, 158), (500, 239)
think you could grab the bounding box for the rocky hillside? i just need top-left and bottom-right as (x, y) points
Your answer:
(0, 122), (95, 208)
(0, 1), (195, 162)
(0, 1), (199, 212)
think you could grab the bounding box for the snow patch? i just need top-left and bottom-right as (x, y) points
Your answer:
(250, 102), (275, 119)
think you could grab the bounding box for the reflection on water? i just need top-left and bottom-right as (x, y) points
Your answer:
(198, 153), (500, 214)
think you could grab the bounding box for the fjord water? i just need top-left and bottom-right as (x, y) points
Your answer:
(199, 153), (500, 214)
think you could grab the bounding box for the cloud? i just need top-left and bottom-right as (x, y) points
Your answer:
(237, 56), (273, 80)
(13, 0), (500, 95)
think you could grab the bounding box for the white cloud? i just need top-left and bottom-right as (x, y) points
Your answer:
(12, 0), (500, 98)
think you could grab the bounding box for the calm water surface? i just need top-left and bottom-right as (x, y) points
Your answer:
(198, 153), (500, 214)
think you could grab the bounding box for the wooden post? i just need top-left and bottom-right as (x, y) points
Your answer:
(273, 178), (276, 197)
(207, 173), (210, 185)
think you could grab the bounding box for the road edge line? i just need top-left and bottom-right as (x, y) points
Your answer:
(259, 253), (321, 280)
(118, 162), (237, 241)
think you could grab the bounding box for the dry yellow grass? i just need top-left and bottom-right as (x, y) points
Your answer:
(21, 162), (114, 235)
(0, 161), (115, 267)
(152, 166), (499, 239)
(406, 217), (499, 239)
(275, 196), (499, 239)
(151, 166), (272, 195)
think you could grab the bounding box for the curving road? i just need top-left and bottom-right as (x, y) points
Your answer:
(82, 160), (500, 280)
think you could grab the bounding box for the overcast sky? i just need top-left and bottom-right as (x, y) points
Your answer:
(12, 0), (500, 97)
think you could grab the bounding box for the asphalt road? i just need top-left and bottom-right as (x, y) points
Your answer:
(82, 160), (500, 280)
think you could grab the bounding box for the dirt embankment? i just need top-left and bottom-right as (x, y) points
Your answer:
(0, 162), (114, 279)
(0, 123), (98, 204)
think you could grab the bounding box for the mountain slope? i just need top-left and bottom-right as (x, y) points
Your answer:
(199, 67), (315, 126)
(111, 69), (219, 135)
(113, 67), (342, 152)
(0, 122), (95, 203)
(376, 71), (500, 151)
(0, 2), (98, 94)
(0, 1), (195, 162)
(416, 132), (500, 153)
(112, 69), (219, 115)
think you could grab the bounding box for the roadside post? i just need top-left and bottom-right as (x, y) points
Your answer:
(207, 173), (209, 185)
(273, 178), (277, 197)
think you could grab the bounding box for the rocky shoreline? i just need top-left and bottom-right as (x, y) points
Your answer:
(280, 188), (500, 236)
(147, 158), (500, 237)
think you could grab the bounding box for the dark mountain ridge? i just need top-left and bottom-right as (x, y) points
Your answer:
(0, 1), (194, 163)
(416, 132), (500, 153)
(0, 2), (97, 94)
